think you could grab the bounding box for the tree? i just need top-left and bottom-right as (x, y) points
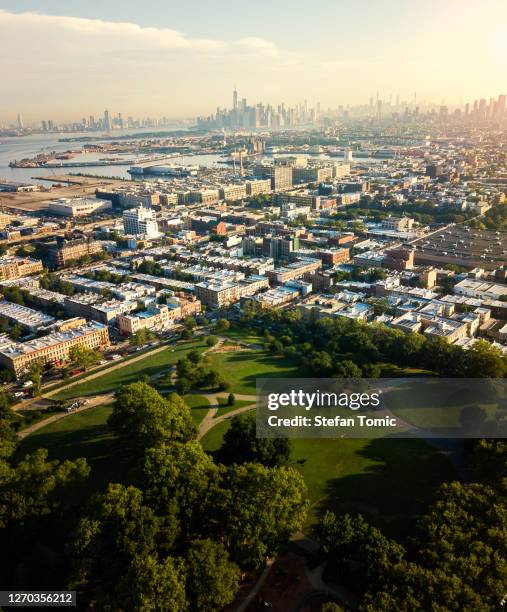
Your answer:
(334, 360), (362, 378)
(118, 554), (187, 612)
(130, 328), (156, 347)
(187, 350), (201, 365)
(139, 441), (217, 538)
(227, 393), (235, 406)
(0, 449), (89, 529)
(213, 463), (309, 568)
(202, 369), (225, 391)
(9, 323), (22, 341)
(219, 413), (292, 467)
(184, 316), (197, 330)
(215, 318), (230, 333)
(0, 392), (18, 459)
(69, 345), (100, 372)
(465, 340), (506, 378)
(108, 383), (195, 452)
(315, 511), (405, 594)
(205, 335), (218, 347)
(185, 539), (240, 611)
(69, 484), (161, 604)
(26, 359), (44, 397)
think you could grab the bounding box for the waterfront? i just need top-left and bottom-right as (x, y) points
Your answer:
(0, 128), (200, 185)
(0, 131), (385, 186)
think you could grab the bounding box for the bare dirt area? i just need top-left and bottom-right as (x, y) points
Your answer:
(0, 175), (128, 212)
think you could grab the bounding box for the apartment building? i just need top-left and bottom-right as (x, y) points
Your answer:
(382, 247), (415, 271)
(189, 189), (220, 205)
(267, 260), (322, 285)
(0, 299), (55, 331)
(317, 248), (350, 266)
(391, 312), (468, 344)
(219, 184), (247, 201)
(195, 275), (269, 307)
(63, 295), (137, 325)
(0, 319), (109, 376)
(0, 256), (43, 280)
(47, 237), (103, 268)
(292, 166), (333, 184)
(117, 295), (201, 335)
(0, 212), (13, 229)
(246, 179), (271, 196)
(274, 191), (321, 210)
(381, 217), (414, 232)
(123, 206), (160, 239)
(253, 164), (293, 191)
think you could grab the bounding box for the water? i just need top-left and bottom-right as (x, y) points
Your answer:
(0, 130), (384, 186)
(0, 128), (212, 185)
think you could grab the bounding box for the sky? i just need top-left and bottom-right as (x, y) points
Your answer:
(0, 0), (506, 123)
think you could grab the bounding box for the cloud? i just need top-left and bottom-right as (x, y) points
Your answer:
(0, 9), (283, 118)
(0, 9), (277, 55)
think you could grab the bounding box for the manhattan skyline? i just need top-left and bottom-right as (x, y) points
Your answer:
(0, 0), (506, 122)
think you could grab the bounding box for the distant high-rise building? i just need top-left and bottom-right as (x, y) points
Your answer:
(16, 114), (23, 129)
(103, 109), (111, 131)
(497, 94), (506, 118)
(233, 88), (238, 110)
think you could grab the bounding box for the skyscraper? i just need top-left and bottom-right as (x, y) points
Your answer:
(233, 88), (238, 111)
(17, 114), (23, 129)
(103, 109), (111, 131)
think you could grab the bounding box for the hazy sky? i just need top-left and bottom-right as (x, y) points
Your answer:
(1, 0), (506, 123)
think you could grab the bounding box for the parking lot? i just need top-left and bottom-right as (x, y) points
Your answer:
(412, 224), (507, 270)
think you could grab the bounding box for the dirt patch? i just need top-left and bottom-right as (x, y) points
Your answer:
(245, 553), (312, 612)
(213, 344), (245, 353)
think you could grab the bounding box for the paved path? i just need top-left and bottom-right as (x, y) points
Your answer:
(18, 393), (114, 439)
(197, 391), (256, 439)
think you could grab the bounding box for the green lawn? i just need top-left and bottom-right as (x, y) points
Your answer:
(221, 327), (265, 346)
(198, 419), (457, 535)
(291, 437), (456, 534)
(184, 394), (211, 425)
(53, 340), (207, 401)
(206, 349), (307, 395)
(200, 420), (232, 452)
(19, 404), (129, 491)
(215, 397), (255, 417)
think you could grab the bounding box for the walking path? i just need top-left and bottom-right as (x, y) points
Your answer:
(197, 392), (256, 439)
(18, 393), (114, 439)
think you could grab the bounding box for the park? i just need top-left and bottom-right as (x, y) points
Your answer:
(19, 331), (457, 534)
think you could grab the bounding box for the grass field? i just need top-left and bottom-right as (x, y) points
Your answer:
(198, 421), (457, 534)
(19, 404), (128, 490)
(206, 349), (307, 395)
(200, 420), (232, 452)
(53, 340), (207, 401)
(184, 394), (211, 425)
(222, 327), (265, 346)
(215, 397), (254, 417)
(291, 437), (456, 533)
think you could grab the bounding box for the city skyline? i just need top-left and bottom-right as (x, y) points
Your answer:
(1, 0), (507, 122)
